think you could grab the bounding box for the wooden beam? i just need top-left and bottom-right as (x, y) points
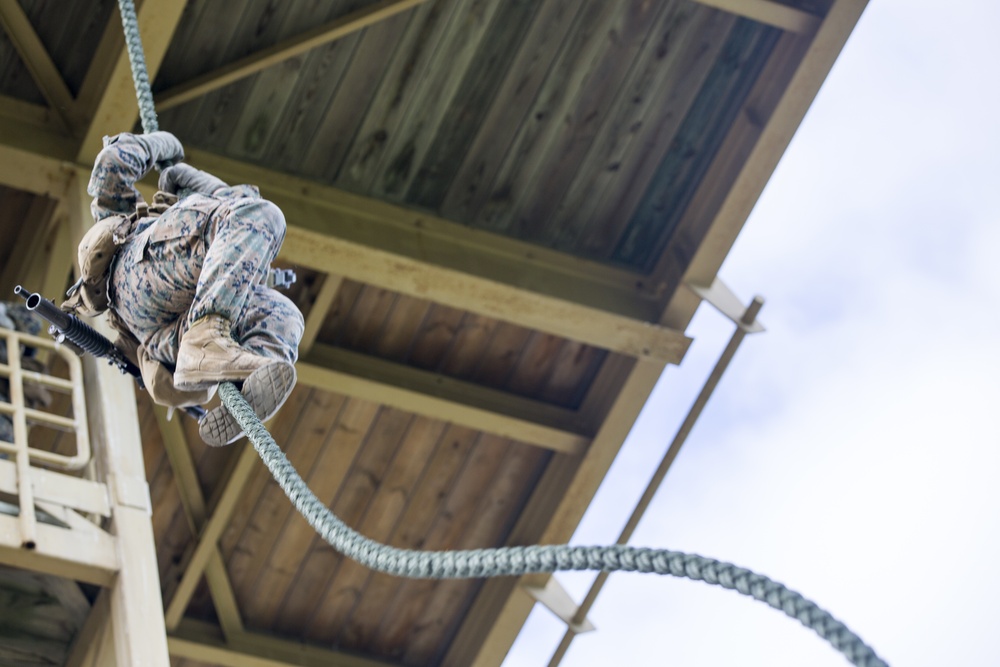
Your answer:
(0, 94), (63, 130)
(0, 136), (681, 363)
(185, 149), (665, 321)
(442, 1), (869, 663)
(279, 223), (690, 363)
(154, 406), (245, 639)
(65, 589), (113, 667)
(299, 275), (343, 354)
(169, 619), (395, 667)
(692, 0), (822, 34)
(0, 513), (118, 585)
(76, 0), (189, 161)
(299, 345), (591, 454)
(0, 458), (111, 517)
(156, 0), (428, 111)
(164, 443), (258, 631)
(0, 126), (74, 195)
(0, 0), (78, 130)
(70, 172), (170, 667)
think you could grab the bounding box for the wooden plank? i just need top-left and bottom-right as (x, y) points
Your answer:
(339, 424), (479, 651)
(403, 440), (549, 664)
(371, 294), (434, 362)
(302, 416), (446, 641)
(371, 0), (504, 199)
(443, 1), (869, 663)
(75, 0), (189, 161)
(239, 398), (378, 632)
(372, 432), (508, 658)
(164, 443), (259, 631)
(0, 513), (117, 586)
(0, 131), (73, 196)
(0, 94), (60, 130)
(279, 223), (689, 362)
(222, 390), (349, 621)
(298, 344), (590, 454)
(405, 303), (465, 371)
(155, 0), (429, 112)
(333, 0), (460, 193)
(404, 0), (542, 208)
(272, 407), (413, 641)
(0, 458), (111, 517)
(300, 275), (344, 354)
(478, 0), (663, 237)
(0, 195), (60, 300)
(675, 0), (869, 288)
(164, 148), (665, 322)
(0, 0), (77, 130)
(616, 19), (782, 269)
(297, 9), (416, 181)
(692, 0), (822, 33)
(574, 7), (734, 257)
(169, 619), (395, 667)
(439, 0), (587, 221)
(154, 407), (245, 640)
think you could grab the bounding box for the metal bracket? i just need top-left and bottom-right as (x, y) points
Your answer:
(688, 278), (765, 333)
(523, 577), (596, 634)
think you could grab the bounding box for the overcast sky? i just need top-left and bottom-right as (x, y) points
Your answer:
(504, 1), (1000, 665)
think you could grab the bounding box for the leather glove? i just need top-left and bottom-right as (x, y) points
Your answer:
(158, 163), (228, 196)
(138, 345), (215, 408)
(132, 131), (185, 168)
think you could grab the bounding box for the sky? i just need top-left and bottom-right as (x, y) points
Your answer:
(504, 1), (1000, 665)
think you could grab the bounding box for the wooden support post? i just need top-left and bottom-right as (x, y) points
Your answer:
(154, 406), (245, 639)
(68, 173), (170, 667)
(164, 444), (258, 631)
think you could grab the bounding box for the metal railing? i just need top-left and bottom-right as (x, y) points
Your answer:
(0, 328), (92, 547)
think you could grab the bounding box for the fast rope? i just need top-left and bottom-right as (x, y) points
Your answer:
(114, 2), (887, 665)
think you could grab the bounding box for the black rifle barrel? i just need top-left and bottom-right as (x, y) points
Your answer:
(13, 285), (206, 421)
(14, 285), (141, 377)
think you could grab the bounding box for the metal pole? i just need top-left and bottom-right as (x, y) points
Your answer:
(547, 296), (764, 666)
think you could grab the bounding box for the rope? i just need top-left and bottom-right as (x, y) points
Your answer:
(110, 2), (887, 663)
(218, 382), (887, 667)
(116, 0), (159, 133)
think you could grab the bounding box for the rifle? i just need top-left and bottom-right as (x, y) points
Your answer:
(13, 286), (206, 421)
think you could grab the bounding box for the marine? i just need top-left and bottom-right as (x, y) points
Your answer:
(66, 131), (303, 447)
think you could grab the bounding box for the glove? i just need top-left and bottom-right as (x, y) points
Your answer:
(158, 163), (228, 196)
(132, 131), (184, 168)
(138, 345), (215, 408)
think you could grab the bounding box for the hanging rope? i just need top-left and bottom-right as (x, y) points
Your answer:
(116, 0), (159, 134)
(109, 2), (888, 665)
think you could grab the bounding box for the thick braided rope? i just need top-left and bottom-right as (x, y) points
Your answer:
(116, 0), (159, 133)
(219, 382), (887, 667)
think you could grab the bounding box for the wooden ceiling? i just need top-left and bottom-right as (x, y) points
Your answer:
(0, 0), (866, 665)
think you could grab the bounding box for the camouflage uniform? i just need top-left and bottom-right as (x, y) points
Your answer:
(89, 135), (303, 370)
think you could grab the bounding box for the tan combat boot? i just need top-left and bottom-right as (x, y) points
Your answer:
(174, 315), (272, 390)
(198, 361), (296, 447)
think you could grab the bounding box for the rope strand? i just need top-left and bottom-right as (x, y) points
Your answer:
(219, 382), (887, 667)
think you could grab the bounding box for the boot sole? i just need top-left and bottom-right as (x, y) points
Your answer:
(199, 362), (296, 447)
